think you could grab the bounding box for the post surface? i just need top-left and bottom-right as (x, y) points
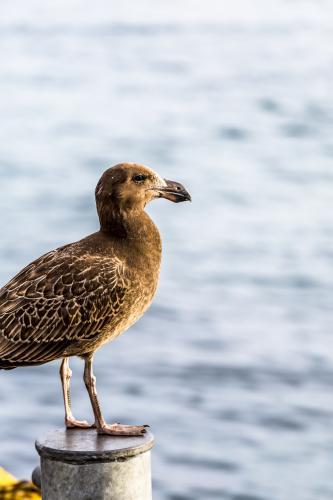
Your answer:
(35, 428), (154, 500)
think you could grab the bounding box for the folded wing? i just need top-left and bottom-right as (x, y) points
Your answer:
(0, 248), (129, 368)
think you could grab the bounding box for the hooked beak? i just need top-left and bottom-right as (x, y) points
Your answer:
(154, 179), (192, 203)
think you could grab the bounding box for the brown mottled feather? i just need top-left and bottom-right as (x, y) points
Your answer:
(0, 243), (132, 368)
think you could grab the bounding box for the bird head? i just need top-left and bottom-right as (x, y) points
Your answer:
(95, 163), (191, 215)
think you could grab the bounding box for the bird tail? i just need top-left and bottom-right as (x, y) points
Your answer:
(0, 358), (51, 369)
(0, 359), (18, 370)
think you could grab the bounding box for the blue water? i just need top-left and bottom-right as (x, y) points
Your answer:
(0, 1), (333, 499)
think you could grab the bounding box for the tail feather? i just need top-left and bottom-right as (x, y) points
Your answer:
(0, 358), (49, 370)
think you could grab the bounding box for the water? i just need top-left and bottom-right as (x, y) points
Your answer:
(0, 1), (332, 499)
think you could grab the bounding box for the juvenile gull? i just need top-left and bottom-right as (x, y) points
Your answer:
(0, 163), (191, 436)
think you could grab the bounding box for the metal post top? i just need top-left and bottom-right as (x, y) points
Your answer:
(35, 428), (154, 464)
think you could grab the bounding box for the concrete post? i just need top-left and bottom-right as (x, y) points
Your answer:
(35, 428), (154, 500)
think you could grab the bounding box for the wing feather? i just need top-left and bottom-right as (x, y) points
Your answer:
(0, 248), (129, 366)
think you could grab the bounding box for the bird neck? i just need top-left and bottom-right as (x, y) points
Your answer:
(99, 207), (158, 241)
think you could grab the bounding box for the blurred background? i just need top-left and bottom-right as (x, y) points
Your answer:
(0, 1), (332, 499)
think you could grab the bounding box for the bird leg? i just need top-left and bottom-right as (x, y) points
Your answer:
(83, 354), (147, 436)
(60, 357), (93, 429)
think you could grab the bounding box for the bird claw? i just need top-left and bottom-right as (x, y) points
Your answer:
(97, 423), (147, 436)
(66, 418), (95, 429)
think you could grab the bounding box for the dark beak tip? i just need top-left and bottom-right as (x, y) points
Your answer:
(180, 189), (191, 203)
(162, 178), (192, 203)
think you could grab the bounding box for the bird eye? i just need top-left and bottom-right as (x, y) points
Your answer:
(132, 174), (146, 183)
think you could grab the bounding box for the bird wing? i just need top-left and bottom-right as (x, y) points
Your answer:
(0, 248), (129, 366)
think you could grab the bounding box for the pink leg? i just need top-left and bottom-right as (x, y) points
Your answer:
(60, 357), (93, 429)
(83, 354), (147, 436)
